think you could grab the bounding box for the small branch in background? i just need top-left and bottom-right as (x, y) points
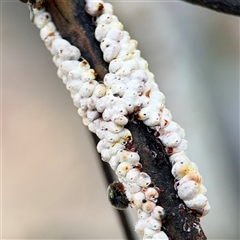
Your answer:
(180, 0), (240, 16)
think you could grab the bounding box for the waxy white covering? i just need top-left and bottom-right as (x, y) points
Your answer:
(29, 1), (210, 238)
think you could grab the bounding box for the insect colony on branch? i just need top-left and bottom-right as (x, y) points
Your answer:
(25, 0), (210, 238)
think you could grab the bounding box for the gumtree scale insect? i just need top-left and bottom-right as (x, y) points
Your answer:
(21, 1), (210, 238)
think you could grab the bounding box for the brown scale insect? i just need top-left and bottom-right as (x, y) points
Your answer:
(107, 181), (129, 210)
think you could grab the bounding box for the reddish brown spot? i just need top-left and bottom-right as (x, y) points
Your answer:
(134, 106), (141, 113)
(196, 232), (204, 240)
(145, 89), (151, 98)
(82, 60), (88, 66)
(98, 3), (104, 11)
(133, 163), (142, 171)
(127, 136), (132, 142)
(117, 182), (125, 192)
(125, 142), (132, 150)
(154, 131), (160, 137)
(166, 147), (174, 154)
(178, 203), (186, 213)
(164, 119), (169, 126)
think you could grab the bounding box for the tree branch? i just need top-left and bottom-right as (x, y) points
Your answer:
(126, 117), (206, 239)
(180, 0), (240, 16)
(20, 0), (208, 239)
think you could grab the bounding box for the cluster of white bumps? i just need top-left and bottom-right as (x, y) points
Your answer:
(29, 0), (210, 239)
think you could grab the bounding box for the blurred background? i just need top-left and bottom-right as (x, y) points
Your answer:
(1, 0), (239, 239)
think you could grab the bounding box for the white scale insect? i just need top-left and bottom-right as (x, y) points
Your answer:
(26, 0), (210, 238)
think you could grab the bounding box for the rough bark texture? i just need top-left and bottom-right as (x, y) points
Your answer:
(20, 0), (212, 239)
(181, 0), (240, 16)
(127, 117), (206, 239)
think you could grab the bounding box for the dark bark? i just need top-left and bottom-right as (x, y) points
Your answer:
(181, 0), (240, 16)
(127, 117), (206, 239)
(20, 0), (208, 239)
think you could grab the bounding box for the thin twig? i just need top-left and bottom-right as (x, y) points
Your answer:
(180, 0), (240, 16)
(92, 134), (135, 240)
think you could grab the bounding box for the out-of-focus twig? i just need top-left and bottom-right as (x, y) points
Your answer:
(180, 0), (240, 16)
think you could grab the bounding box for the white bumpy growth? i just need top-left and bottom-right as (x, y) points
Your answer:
(30, 0), (210, 239)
